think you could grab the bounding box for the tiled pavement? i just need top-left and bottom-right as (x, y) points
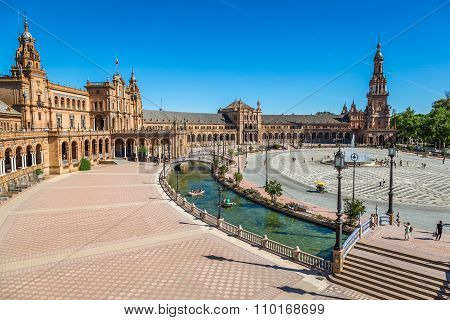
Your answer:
(0, 162), (370, 300)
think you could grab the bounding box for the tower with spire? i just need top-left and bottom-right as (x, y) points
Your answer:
(12, 16), (45, 78)
(365, 39), (391, 130)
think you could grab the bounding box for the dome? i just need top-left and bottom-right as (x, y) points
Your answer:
(21, 18), (33, 41)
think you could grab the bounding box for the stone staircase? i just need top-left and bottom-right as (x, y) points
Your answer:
(329, 242), (450, 300)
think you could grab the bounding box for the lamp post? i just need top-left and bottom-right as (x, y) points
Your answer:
(351, 153), (360, 228)
(217, 186), (223, 220)
(387, 144), (396, 225)
(176, 170), (179, 194)
(237, 147), (241, 174)
(162, 142), (166, 178)
(333, 146), (345, 274)
(265, 138), (269, 186)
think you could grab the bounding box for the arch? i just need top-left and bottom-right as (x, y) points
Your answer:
(61, 141), (69, 163)
(98, 139), (104, 155)
(92, 139), (97, 156)
(71, 141), (78, 162)
(208, 134), (212, 142)
(262, 133), (267, 140)
(114, 139), (125, 157)
(325, 132), (330, 140)
(287, 133), (291, 140)
(293, 133), (298, 140)
(253, 133), (258, 142)
(84, 139), (90, 157)
(105, 138), (110, 154)
(230, 133), (235, 141)
(318, 132), (323, 140)
(197, 134), (202, 142)
(202, 134), (206, 143)
(36, 144), (43, 164)
(268, 132), (273, 139)
(25, 145), (33, 167)
(187, 135), (191, 143)
(4, 148), (12, 172)
(16, 146), (23, 169)
(274, 133), (279, 140)
(312, 133), (317, 140)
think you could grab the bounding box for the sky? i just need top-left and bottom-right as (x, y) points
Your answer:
(0, 0), (449, 115)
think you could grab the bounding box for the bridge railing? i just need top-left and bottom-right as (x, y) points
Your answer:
(158, 168), (332, 273)
(342, 215), (388, 258)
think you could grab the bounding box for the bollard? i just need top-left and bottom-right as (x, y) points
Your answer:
(201, 209), (207, 220)
(293, 246), (301, 261)
(217, 218), (224, 229)
(191, 203), (195, 214)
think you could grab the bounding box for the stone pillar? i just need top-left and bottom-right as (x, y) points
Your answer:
(10, 156), (16, 172)
(332, 249), (344, 274)
(22, 155), (27, 168)
(112, 145), (116, 159)
(134, 146), (138, 162)
(124, 144), (127, 159)
(261, 235), (269, 248)
(293, 246), (301, 261)
(31, 152), (36, 166)
(0, 158), (5, 176)
(40, 151), (44, 164)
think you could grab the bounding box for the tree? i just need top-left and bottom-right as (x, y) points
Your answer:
(234, 171), (243, 186)
(227, 148), (234, 159)
(264, 179), (283, 202)
(218, 164), (228, 178)
(79, 158), (91, 171)
(343, 198), (366, 227)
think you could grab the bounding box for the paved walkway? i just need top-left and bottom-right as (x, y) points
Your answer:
(0, 162), (369, 300)
(244, 149), (449, 231)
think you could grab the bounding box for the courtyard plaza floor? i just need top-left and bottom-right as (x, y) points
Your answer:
(244, 148), (449, 231)
(0, 161), (369, 300)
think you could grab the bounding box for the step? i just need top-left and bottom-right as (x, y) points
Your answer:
(343, 264), (448, 300)
(339, 269), (433, 300)
(348, 249), (448, 283)
(357, 242), (450, 268)
(328, 273), (408, 300)
(353, 244), (448, 272)
(345, 255), (450, 292)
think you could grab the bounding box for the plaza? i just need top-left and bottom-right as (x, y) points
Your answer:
(244, 148), (449, 231)
(0, 161), (369, 300)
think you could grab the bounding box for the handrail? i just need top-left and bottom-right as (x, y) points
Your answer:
(158, 167), (332, 273)
(342, 219), (371, 258)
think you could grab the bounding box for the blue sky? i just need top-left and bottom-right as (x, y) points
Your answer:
(0, 0), (449, 115)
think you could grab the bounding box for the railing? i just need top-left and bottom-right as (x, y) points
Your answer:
(159, 168), (332, 273)
(342, 215), (386, 258)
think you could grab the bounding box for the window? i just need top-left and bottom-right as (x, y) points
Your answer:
(81, 115), (86, 129)
(69, 114), (75, 129)
(56, 113), (62, 129)
(38, 112), (41, 120)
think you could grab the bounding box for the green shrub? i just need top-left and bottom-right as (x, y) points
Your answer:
(35, 168), (43, 175)
(79, 158), (91, 171)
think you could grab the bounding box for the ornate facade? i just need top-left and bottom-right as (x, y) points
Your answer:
(0, 19), (395, 191)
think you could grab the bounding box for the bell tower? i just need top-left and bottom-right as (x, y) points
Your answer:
(365, 39), (390, 129)
(12, 17), (45, 78)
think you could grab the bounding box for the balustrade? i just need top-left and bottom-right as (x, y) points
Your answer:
(158, 164), (332, 273)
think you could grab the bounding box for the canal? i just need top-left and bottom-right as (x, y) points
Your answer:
(168, 162), (343, 260)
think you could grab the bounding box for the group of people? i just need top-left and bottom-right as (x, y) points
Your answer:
(403, 220), (444, 241)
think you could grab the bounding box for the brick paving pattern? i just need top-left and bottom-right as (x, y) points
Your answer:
(0, 161), (366, 300)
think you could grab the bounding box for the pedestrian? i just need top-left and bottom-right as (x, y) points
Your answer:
(379, 181), (382, 188)
(370, 214), (376, 230)
(382, 179), (386, 187)
(424, 163), (426, 169)
(400, 160), (403, 166)
(435, 221), (443, 241)
(404, 222), (411, 241)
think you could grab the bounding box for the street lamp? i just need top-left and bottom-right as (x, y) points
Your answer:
(217, 186), (223, 220)
(387, 143), (396, 225)
(334, 147), (345, 251)
(162, 142), (166, 178)
(237, 147), (241, 174)
(265, 138), (269, 186)
(176, 170), (179, 193)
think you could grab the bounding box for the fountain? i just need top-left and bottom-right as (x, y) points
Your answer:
(321, 134), (376, 166)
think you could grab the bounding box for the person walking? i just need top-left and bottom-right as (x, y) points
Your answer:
(404, 222), (411, 241)
(435, 221), (443, 240)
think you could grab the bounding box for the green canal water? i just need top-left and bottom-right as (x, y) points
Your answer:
(168, 162), (343, 260)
